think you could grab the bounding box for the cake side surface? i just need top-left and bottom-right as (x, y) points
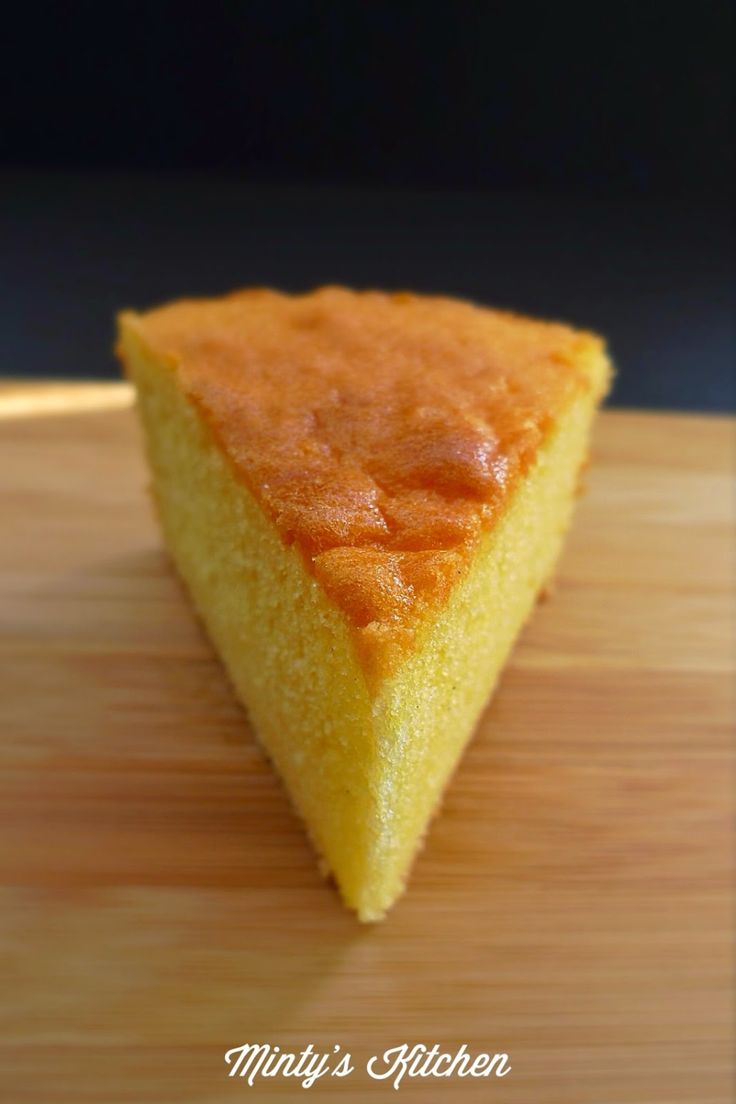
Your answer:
(364, 377), (605, 917)
(120, 322), (383, 911)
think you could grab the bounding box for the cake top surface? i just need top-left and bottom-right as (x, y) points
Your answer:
(126, 286), (606, 673)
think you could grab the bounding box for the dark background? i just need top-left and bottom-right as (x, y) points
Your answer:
(3, 1), (734, 409)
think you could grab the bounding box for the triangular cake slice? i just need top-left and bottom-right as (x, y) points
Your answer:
(117, 287), (611, 920)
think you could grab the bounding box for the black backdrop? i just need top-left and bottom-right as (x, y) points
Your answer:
(3, 1), (734, 408)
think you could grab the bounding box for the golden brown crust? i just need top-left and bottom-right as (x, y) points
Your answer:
(123, 286), (607, 674)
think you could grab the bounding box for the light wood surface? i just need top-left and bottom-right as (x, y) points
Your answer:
(1, 383), (733, 1103)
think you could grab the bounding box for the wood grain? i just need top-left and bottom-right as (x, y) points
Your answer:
(1, 383), (733, 1103)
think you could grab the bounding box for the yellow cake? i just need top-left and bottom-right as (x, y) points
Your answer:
(117, 287), (611, 921)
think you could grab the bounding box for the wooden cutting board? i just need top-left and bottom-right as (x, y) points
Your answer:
(1, 383), (733, 1104)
